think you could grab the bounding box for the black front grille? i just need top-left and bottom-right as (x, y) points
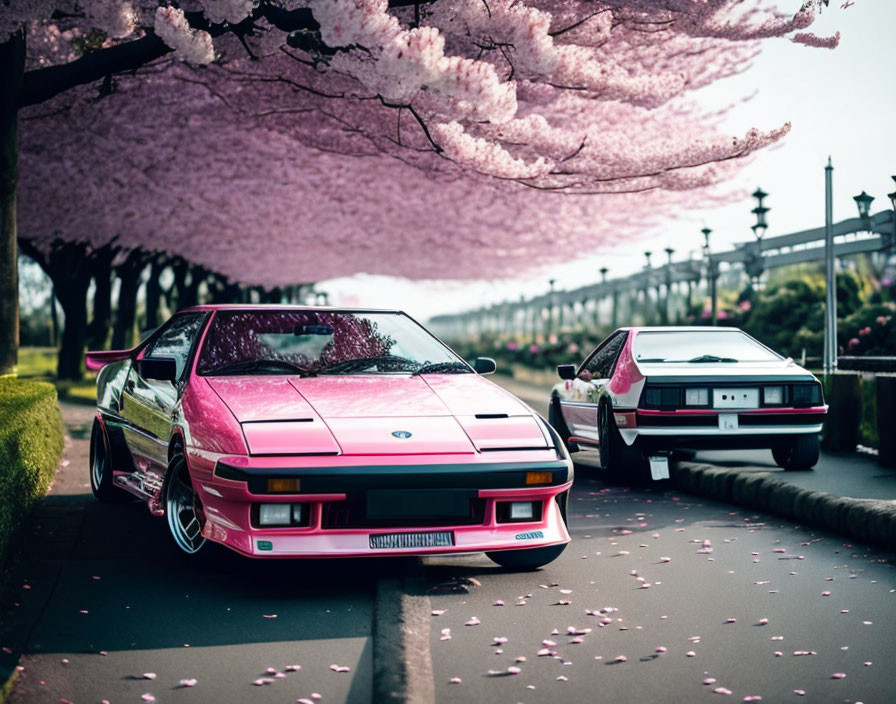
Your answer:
(321, 493), (487, 529)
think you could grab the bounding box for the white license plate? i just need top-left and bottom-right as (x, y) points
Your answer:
(369, 531), (454, 550)
(713, 388), (758, 409)
(719, 413), (739, 430)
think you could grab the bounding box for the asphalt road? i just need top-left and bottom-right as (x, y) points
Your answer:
(2, 397), (894, 704)
(420, 471), (895, 703)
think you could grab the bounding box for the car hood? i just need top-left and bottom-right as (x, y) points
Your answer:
(206, 374), (546, 455)
(634, 359), (816, 380)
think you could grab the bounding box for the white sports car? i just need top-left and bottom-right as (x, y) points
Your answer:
(549, 327), (827, 480)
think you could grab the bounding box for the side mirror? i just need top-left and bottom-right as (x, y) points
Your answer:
(137, 357), (178, 382)
(85, 349), (132, 371)
(473, 357), (497, 375)
(557, 364), (576, 380)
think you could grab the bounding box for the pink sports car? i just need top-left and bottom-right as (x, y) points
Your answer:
(86, 306), (572, 568)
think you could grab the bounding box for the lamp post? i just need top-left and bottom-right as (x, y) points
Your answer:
(747, 188), (769, 288)
(823, 158), (836, 375)
(599, 267), (609, 328)
(888, 176), (896, 250)
(663, 247), (674, 325)
(548, 278), (556, 336)
(702, 227), (718, 326)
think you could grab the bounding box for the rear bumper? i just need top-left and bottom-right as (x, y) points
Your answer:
(195, 458), (572, 558)
(620, 407), (826, 451)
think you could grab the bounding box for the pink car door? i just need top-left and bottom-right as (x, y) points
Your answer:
(120, 313), (207, 494)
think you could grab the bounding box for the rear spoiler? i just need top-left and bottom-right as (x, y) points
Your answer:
(85, 349), (131, 371)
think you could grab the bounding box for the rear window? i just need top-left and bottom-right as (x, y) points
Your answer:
(633, 330), (781, 363)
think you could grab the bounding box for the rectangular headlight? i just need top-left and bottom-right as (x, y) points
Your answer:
(763, 386), (784, 405)
(509, 502), (535, 520)
(258, 503), (292, 526)
(685, 388), (709, 405)
(291, 504), (303, 523)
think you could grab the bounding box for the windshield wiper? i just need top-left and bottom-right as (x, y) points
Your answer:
(637, 357), (666, 363)
(687, 355), (738, 363)
(318, 354), (419, 375)
(411, 361), (472, 376)
(207, 359), (312, 376)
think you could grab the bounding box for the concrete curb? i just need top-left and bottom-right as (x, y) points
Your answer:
(670, 462), (896, 550)
(372, 573), (435, 704)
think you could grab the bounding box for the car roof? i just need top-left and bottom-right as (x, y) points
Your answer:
(177, 304), (403, 314)
(622, 326), (743, 333)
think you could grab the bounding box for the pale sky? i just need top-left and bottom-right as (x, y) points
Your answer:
(321, 1), (896, 323)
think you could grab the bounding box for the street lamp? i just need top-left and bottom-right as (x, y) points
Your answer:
(853, 191), (875, 255)
(547, 278), (555, 336)
(702, 227), (718, 326)
(853, 190), (874, 226)
(751, 188), (769, 241)
(663, 247), (674, 325)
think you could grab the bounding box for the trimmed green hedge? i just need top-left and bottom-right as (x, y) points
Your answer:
(0, 378), (64, 562)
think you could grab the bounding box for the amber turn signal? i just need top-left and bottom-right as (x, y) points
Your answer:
(525, 471), (552, 485)
(267, 478), (301, 493)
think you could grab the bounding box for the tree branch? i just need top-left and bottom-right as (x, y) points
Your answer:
(20, 0), (438, 109)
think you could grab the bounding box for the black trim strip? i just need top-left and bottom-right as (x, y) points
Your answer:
(215, 460), (570, 494)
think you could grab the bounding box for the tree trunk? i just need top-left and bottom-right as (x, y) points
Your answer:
(20, 239), (94, 381)
(86, 244), (113, 349)
(0, 32), (24, 376)
(49, 284), (58, 346)
(171, 258), (201, 310)
(112, 249), (144, 350)
(56, 275), (91, 380)
(144, 256), (164, 331)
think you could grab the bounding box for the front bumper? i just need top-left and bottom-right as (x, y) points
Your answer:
(194, 458), (572, 558)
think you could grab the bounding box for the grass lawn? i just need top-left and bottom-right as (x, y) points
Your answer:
(17, 347), (97, 404)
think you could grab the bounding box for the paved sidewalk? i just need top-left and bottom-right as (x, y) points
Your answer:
(492, 373), (896, 549)
(1, 402), (377, 704)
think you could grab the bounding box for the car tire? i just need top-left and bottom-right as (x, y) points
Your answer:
(487, 543), (566, 570)
(548, 395), (578, 452)
(772, 435), (819, 471)
(89, 419), (130, 502)
(598, 402), (647, 481)
(164, 443), (212, 557)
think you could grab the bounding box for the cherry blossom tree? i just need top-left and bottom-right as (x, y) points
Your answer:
(1, 1), (843, 375)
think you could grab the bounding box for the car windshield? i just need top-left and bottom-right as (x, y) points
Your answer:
(197, 310), (467, 376)
(633, 330), (782, 363)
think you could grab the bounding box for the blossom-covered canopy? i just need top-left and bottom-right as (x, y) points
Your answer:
(8, 1), (840, 283)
